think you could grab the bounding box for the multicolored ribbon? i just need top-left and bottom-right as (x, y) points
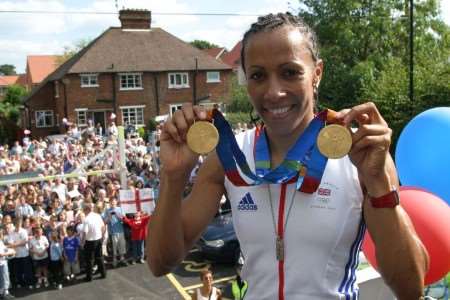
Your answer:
(212, 109), (330, 194)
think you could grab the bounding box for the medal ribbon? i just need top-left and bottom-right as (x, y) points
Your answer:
(212, 109), (330, 193)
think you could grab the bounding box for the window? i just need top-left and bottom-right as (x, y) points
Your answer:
(120, 73), (142, 90)
(170, 104), (183, 116)
(35, 110), (54, 128)
(206, 71), (220, 83)
(0, 87), (6, 96)
(120, 106), (145, 126)
(168, 73), (189, 89)
(76, 109), (87, 126)
(80, 74), (98, 87)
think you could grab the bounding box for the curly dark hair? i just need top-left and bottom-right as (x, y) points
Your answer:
(240, 12), (320, 73)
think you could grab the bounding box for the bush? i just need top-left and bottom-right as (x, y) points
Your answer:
(147, 118), (158, 132)
(224, 112), (253, 128)
(137, 127), (146, 138)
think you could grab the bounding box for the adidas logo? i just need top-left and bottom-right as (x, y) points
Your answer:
(238, 192), (258, 211)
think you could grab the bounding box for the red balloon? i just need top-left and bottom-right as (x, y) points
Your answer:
(362, 187), (450, 285)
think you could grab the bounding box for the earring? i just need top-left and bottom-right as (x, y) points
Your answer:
(313, 83), (319, 113)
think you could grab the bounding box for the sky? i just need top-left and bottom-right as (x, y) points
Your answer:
(0, 0), (449, 74)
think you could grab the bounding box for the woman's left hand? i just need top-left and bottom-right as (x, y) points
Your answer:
(336, 102), (392, 186)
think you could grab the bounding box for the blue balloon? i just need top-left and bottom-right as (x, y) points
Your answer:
(395, 107), (450, 206)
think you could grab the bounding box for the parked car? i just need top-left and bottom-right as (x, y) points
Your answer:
(196, 209), (241, 264)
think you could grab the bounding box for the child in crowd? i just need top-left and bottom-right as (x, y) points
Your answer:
(22, 217), (32, 237)
(0, 216), (12, 232)
(33, 205), (47, 221)
(104, 198), (126, 268)
(29, 227), (49, 288)
(48, 232), (63, 290)
(44, 215), (60, 240)
(62, 226), (80, 281)
(0, 229), (14, 299)
(122, 211), (150, 264)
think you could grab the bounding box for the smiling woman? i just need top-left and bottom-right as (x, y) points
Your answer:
(148, 12), (428, 300)
(243, 25), (321, 164)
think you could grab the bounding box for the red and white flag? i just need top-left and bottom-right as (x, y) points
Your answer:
(119, 188), (155, 214)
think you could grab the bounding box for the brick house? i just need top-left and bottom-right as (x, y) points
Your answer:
(222, 41), (247, 85)
(23, 9), (232, 137)
(203, 47), (228, 60)
(25, 55), (60, 91)
(0, 76), (20, 101)
(222, 41), (242, 72)
(0, 75), (27, 101)
(203, 42), (246, 85)
(0, 55), (59, 101)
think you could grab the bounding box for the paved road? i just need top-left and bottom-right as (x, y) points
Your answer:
(12, 263), (173, 300)
(11, 251), (236, 300)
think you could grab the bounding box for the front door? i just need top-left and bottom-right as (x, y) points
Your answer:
(93, 111), (106, 135)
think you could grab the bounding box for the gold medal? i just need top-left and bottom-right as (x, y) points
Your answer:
(317, 124), (352, 159)
(186, 121), (219, 155)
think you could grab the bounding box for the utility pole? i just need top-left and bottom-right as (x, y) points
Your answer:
(409, 0), (414, 103)
(193, 57), (198, 105)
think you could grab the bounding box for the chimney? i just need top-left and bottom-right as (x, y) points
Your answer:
(119, 9), (151, 30)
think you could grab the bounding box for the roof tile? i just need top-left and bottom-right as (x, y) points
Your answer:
(69, 28), (231, 73)
(222, 41), (242, 69)
(203, 47), (226, 60)
(27, 55), (60, 84)
(0, 75), (20, 86)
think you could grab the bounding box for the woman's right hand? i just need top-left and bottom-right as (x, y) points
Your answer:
(159, 103), (208, 178)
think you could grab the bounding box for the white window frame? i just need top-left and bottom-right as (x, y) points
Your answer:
(119, 73), (143, 90)
(120, 105), (145, 127)
(75, 108), (88, 127)
(169, 104), (183, 116)
(168, 72), (189, 89)
(0, 86), (6, 96)
(80, 73), (99, 88)
(206, 71), (220, 83)
(35, 110), (54, 128)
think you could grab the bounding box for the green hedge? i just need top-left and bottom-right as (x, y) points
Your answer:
(224, 112), (253, 128)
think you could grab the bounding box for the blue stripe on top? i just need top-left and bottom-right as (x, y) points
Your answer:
(347, 222), (366, 299)
(339, 215), (366, 299)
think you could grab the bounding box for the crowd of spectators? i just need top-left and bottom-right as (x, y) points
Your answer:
(0, 120), (161, 298)
(0, 118), (251, 299)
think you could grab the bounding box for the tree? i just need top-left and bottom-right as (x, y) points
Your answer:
(0, 84), (28, 123)
(190, 39), (220, 50)
(227, 75), (252, 113)
(56, 38), (92, 65)
(0, 64), (16, 75)
(297, 0), (450, 149)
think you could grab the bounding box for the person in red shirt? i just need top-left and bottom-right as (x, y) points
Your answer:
(122, 211), (150, 264)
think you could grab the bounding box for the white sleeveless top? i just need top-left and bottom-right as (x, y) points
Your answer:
(224, 129), (365, 300)
(195, 286), (219, 300)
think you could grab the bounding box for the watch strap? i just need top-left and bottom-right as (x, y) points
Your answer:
(369, 187), (400, 208)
